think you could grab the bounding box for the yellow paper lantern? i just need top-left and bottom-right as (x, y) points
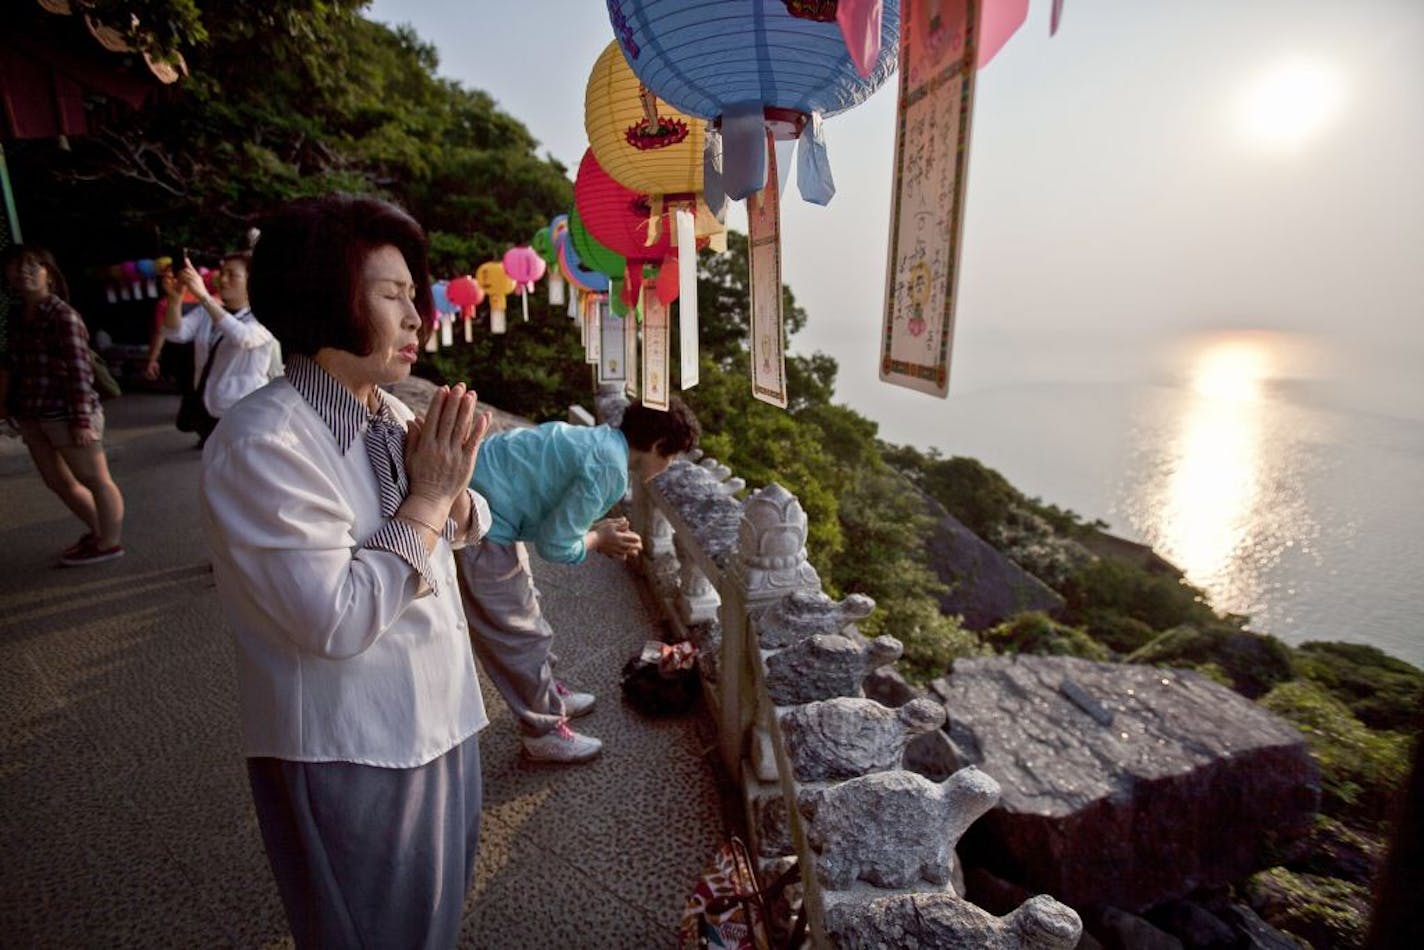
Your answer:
(475, 261), (518, 335)
(586, 40), (706, 202)
(586, 41), (725, 250)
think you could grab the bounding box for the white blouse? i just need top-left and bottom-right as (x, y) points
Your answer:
(201, 375), (490, 768)
(165, 306), (280, 416)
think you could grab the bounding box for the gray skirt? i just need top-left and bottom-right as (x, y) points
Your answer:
(247, 733), (482, 949)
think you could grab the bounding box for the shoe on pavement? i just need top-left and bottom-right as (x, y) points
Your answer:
(521, 721), (602, 763)
(60, 542), (124, 567)
(555, 679), (596, 718)
(61, 532), (96, 559)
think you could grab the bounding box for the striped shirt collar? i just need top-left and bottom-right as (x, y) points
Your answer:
(285, 354), (398, 454)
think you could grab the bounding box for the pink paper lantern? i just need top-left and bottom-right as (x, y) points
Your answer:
(120, 260), (141, 299)
(501, 246), (547, 291)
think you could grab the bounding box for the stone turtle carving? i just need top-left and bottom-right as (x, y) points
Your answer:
(798, 766), (1000, 889)
(780, 696), (946, 782)
(825, 892), (1082, 949)
(755, 589), (876, 649)
(764, 633), (902, 705)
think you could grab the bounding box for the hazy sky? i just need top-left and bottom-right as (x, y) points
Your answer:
(366, 0), (1424, 419)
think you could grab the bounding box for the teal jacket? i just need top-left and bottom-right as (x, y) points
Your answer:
(471, 422), (629, 563)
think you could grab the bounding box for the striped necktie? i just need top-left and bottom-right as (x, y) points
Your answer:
(365, 402), (408, 519)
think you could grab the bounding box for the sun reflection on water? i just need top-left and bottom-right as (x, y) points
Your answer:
(1159, 338), (1271, 585)
(1131, 331), (1326, 618)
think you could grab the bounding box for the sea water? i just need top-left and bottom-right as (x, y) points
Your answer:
(860, 327), (1424, 668)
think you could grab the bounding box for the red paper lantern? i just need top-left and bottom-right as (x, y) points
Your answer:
(575, 148), (708, 306)
(446, 275), (484, 318)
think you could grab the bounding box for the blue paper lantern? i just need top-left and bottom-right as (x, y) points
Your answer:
(557, 230), (611, 294)
(605, 0), (900, 201)
(431, 279), (452, 316)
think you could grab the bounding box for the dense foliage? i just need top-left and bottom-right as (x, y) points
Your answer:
(8, 1), (571, 289)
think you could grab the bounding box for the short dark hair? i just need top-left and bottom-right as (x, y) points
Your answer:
(248, 194), (433, 358)
(219, 250), (252, 271)
(618, 396), (700, 457)
(2, 244), (69, 302)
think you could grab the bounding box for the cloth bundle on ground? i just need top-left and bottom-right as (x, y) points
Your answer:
(621, 640), (699, 716)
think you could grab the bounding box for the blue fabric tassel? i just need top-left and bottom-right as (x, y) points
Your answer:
(796, 112), (836, 205)
(721, 100), (768, 201)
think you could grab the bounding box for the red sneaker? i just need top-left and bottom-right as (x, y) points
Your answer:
(61, 532), (96, 559)
(60, 542), (125, 567)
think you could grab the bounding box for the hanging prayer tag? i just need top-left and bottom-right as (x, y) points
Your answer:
(585, 296), (602, 365)
(675, 209), (699, 389)
(598, 302), (625, 384)
(491, 307), (507, 335)
(440, 313), (454, 347)
(748, 130), (788, 409)
(463, 316), (473, 343)
(880, 0), (981, 398)
(643, 287), (670, 411)
(624, 292), (639, 399)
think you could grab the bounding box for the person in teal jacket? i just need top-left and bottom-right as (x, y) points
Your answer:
(457, 397), (700, 762)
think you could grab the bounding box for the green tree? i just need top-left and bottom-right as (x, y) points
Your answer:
(9, 3), (570, 293)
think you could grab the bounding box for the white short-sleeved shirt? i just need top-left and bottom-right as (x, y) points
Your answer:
(201, 359), (489, 767)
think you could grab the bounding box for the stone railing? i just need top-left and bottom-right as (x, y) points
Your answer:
(599, 395), (1084, 947)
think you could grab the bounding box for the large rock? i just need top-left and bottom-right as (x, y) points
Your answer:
(922, 495), (1065, 630)
(384, 377), (529, 433)
(824, 892), (1082, 949)
(937, 656), (1319, 912)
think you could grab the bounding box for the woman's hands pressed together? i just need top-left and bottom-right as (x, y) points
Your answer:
(401, 383), (491, 535)
(588, 516), (642, 561)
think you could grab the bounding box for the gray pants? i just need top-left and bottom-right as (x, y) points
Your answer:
(246, 733), (482, 950)
(457, 540), (566, 737)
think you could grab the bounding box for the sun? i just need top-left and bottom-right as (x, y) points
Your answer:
(1237, 59), (1344, 150)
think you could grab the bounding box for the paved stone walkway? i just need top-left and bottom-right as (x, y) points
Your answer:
(0, 393), (729, 947)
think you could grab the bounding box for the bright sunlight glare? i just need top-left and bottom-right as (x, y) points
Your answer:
(1237, 59), (1344, 150)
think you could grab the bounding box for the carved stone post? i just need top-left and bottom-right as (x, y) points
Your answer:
(637, 506), (680, 601)
(677, 555), (720, 626)
(721, 483), (821, 779)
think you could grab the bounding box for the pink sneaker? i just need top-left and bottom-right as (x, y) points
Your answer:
(555, 679), (596, 718)
(521, 721), (603, 763)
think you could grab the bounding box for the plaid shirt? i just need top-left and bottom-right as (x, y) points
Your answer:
(7, 295), (100, 428)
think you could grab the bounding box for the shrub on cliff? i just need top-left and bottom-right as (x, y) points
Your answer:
(1060, 559), (1218, 633)
(983, 612), (1110, 661)
(1078, 610), (1158, 655)
(1260, 680), (1411, 825)
(1246, 867), (1371, 950)
(863, 597), (982, 684)
(1128, 624), (1294, 699)
(1293, 641), (1424, 734)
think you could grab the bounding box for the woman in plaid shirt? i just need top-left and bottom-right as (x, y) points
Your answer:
(2, 245), (126, 565)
